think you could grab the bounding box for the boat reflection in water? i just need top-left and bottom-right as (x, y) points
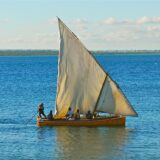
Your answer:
(53, 127), (132, 160)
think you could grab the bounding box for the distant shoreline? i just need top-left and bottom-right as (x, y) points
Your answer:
(0, 49), (160, 56)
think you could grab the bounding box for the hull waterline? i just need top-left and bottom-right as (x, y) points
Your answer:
(37, 116), (126, 127)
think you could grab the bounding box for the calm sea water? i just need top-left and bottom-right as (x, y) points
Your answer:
(0, 54), (160, 160)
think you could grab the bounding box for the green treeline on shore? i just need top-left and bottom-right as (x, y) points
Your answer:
(0, 49), (160, 56)
(0, 50), (58, 56)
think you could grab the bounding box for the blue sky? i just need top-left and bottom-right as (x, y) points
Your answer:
(0, 0), (160, 50)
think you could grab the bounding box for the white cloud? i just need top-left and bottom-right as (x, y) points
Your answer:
(74, 18), (88, 31)
(74, 18), (88, 26)
(103, 17), (134, 25)
(147, 26), (160, 31)
(137, 16), (150, 24)
(54, 17), (160, 49)
(102, 28), (142, 43)
(36, 33), (54, 39)
(1, 16), (160, 50)
(3, 32), (58, 48)
(7, 37), (25, 43)
(0, 18), (10, 24)
(102, 16), (160, 25)
(137, 16), (160, 24)
(32, 32), (59, 47)
(103, 17), (118, 25)
(49, 17), (58, 25)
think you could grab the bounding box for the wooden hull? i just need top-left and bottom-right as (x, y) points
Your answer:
(37, 116), (125, 127)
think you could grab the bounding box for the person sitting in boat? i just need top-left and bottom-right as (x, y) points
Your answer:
(66, 107), (73, 120)
(74, 109), (80, 120)
(86, 110), (93, 119)
(47, 110), (53, 120)
(38, 103), (47, 119)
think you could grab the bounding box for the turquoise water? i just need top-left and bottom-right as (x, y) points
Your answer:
(0, 54), (160, 160)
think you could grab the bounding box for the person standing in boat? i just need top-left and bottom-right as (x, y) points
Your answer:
(66, 107), (73, 119)
(38, 103), (47, 118)
(75, 109), (80, 120)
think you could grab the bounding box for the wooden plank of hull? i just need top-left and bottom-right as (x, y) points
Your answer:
(37, 116), (125, 127)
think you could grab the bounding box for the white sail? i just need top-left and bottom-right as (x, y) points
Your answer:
(55, 17), (137, 118)
(55, 18), (106, 118)
(96, 76), (138, 116)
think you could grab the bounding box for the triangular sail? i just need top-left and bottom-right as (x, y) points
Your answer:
(55, 17), (138, 118)
(55, 18), (106, 118)
(96, 76), (138, 116)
